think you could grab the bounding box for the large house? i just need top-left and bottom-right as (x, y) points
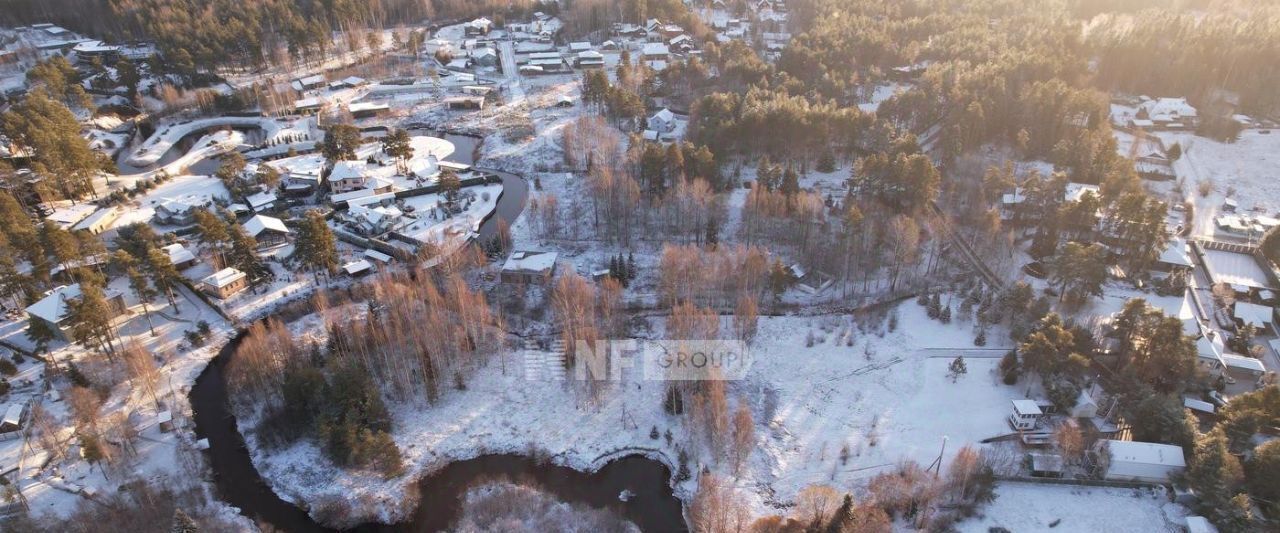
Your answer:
(329, 161), (372, 194)
(154, 194), (217, 225)
(25, 284), (127, 341)
(1138, 97), (1198, 129)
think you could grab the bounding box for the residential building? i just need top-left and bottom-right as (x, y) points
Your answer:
(501, 251), (559, 284)
(243, 214), (290, 246)
(201, 267), (249, 299)
(25, 284), (127, 341)
(1097, 439), (1186, 483)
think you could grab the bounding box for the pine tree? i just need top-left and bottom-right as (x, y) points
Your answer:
(228, 225), (271, 286)
(627, 253), (638, 281)
(824, 494), (854, 533)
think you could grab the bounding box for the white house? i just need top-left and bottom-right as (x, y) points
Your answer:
(649, 108), (677, 133)
(1009, 399), (1042, 431)
(1098, 439), (1186, 483)
(328, 161), (367, 193)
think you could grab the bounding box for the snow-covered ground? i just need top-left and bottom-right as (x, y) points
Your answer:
(858, 83), (908, 113)
(108, 174), (231, 230)
(126, 115), (309, 167)
(0, 279), (249, 526)
(956, 482), (1186, 532)
(1154, 130), (1280, 238)
(238, 297), (1026, 524)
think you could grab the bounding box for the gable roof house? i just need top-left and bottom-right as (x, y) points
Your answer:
(243, 214), (290, 246)
(649, 108), (677, 133)
(26, 284), (127, 341)
(328, 161), (373, 194)
(161, 242), (197, 270)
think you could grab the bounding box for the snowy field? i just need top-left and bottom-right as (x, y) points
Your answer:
(239, 298), (1028, 523)
(1155, 130), (1280, 238)
(956, 482), (1186, 533)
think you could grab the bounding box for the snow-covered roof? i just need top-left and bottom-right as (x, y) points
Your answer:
(329, 161), (369, 182)
(246, 191), (277, 210)
(1157, 237), (1192, 268)
(364, 249), (393, 263)
(202, 267), (246, 289)
(161, 242), (196, 266)
(651, 108), (674, 124)
(1183, 397), (1215, 415)
(1220, 353), (1266, 373)
(46, 203), (97, 229)
(642, 42), (670, 57)
(1011, 399), (1042, 416)
(1104, 440), (1185, 468)
(1001, 188), (1027, 205)
(349, 102), (390, 114)
(1234, 302), (1275, 327)
(2, 402), (24, 428)
(1140, 97), (1198, 122)
(503, 250), (558, 273)
(244, 214), (289, 237)
(1064, 182), (1101, 203)
(348, 204), (402, 227)
(568, 42), (592, 51)
(294, 97), (324, 109)
(26, 284), (82, 325)
(72, 206), (117, 231)
(156, 194), (216, 215)
(343, 259), (372, 275)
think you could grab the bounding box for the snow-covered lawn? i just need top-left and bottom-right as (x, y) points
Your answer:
(743, 302), (1022, 510)
(1155, 130), (1280, 238)
(956, 482), (1186, 533)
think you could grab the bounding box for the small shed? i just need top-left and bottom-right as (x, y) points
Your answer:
(1029, 452), (1065, 478)
(0, 401), (29, 439)
(342, 259), (373, 277)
